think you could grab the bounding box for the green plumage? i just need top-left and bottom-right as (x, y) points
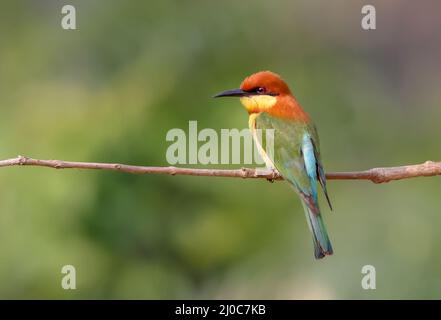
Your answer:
(253, 112), (333, 259)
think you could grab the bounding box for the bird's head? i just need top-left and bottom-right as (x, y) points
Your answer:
(214, 71), (291, 113)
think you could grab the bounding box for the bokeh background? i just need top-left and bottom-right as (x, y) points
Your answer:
(0, 0), (440, 299)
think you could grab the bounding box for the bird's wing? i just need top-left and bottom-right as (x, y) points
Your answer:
(310, 125), (333, 210)
(254, 112), (331, 210)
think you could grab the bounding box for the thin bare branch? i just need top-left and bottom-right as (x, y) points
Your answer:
(0, 156), (440, 184)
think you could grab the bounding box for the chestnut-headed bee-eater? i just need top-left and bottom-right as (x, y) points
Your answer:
(214, 71), (333, 259)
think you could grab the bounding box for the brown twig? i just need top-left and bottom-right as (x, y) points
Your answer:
(0, 156), (440, 184)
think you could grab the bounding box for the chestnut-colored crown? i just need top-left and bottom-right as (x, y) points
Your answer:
(240, 71), (291, 95)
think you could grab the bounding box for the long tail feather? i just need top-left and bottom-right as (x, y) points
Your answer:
(301, 202), (333, 259)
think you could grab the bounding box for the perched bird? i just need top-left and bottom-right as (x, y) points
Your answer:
(214, 71), (333, 259)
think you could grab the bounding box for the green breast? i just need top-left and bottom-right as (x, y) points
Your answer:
(254, 112), (319, 194)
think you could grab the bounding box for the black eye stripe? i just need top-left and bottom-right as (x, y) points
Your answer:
(244, 87), (279, 96)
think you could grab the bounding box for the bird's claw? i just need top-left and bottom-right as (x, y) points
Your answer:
(266, 168), (278, 183)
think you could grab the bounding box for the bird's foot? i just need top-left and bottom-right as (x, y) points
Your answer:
(266, 168), (278, 183)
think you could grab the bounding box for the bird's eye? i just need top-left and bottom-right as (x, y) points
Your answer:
(256, 87), (265, 94)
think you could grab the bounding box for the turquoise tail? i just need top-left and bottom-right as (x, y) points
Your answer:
(301, 202), (333, 259)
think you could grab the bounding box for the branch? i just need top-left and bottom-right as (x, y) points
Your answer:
(0, 156), (440, 184)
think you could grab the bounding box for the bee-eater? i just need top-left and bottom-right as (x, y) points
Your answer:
(214, 71), (333, 259)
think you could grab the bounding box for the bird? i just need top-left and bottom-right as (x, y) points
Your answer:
(214, 71), (333, 259)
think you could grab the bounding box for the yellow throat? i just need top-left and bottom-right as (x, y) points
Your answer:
(240, 95), (277, 112)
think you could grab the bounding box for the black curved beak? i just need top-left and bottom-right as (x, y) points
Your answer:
(213, 88), (248, 98)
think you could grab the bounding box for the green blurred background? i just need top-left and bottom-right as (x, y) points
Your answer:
(0, 0), (440, 299)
